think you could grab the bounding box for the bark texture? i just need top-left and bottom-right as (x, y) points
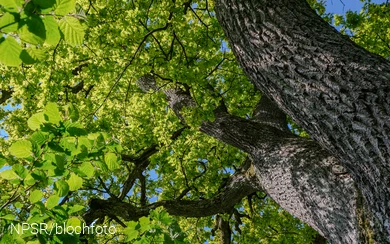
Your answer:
(214, 0), (390, 241)
(161, 84), (361, 242)
(200, 96), (359, 243)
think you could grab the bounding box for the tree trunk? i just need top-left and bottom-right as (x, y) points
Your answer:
(200, 96), (360, 243)
(214, 0), (390, 241)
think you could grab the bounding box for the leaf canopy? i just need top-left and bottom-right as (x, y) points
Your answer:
(1, 0), (388, 243)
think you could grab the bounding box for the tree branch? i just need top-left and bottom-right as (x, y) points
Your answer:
(212, 215), (232, 244)
(0, 89), (13, 105)
(83, 168), (260, 225)
(119, 126), (187, 200)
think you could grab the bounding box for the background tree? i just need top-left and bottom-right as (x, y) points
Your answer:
(0, 0), (388, 243)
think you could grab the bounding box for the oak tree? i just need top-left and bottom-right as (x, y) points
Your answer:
(0, 0), (389, 243)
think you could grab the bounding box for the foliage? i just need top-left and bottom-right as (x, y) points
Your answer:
(334, 1), (390, 59)
(0, 0), (85, 66)
(1, 0), (388, 243)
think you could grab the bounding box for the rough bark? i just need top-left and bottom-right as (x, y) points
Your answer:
(214, 0), (390, 241)
(200, 96), (359, 243)
(160, 84), (361, 242)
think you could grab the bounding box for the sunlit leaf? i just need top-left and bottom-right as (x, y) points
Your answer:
(78, 161), (94, 178)
(58, 16), (84, 45)
(0, 0), (21, 12)
(27, 112), (45, 131)
(54, 180), (69, 197)
(1, 214), (16, 220)
(19, 15), (46, 45)
(42, 15), (61, 45)
(66, 217), (81, 228)
(29, 190), (43, 203)
(0, 169), (19, 180)
(9, 140), (32, 158)
(46, 195), (60, 209)
(0, 36), (22, 66)
(66, 173), (83, 191)
(104, 152), (120, 171)
(124, 221), (139, 241)
(20, 47), (47, 64)
(54, 0), (75, 15)
(0, 12), (19, 33)
(44, 102), (61, 124)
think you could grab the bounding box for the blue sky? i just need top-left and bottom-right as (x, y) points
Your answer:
(326, 0), (386, 14)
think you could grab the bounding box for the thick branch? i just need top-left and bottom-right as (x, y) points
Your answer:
(83, 169), (260, 225)
(252, 95), (288, 132)
(200, 98), (361, 243)
(212, 215), (232, 244)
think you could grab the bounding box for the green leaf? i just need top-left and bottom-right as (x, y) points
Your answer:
(139, 216), (151, 233)
(46, 195), (60, 209)
(58, 16), (85, 45)
(104, 152), (120, 171)
(29, 190), (43, 203)
(78, 161), (94, 178)
(19, 16), (46, 45)
(13, 164), (27, 179)
(14, 201), (23, 208)
(66, 217), (81, 228)
(9, 140), (33, 158)
(68, 103), (79, 122)
(1, 214), (16, 220)
(54, 180), (69, 197)
(24, 173), (36, 186)
(0, 0), (21, 12)
(42, 16), (61, 45)
(54, 0), (75, 15)
(0, 169), (19, 180)
(0, 36), (22, 66)
(60, 137), (76, 153)
(66, 173), (83, 191)
(30, 131), (48, 146)
(124, 221), (139, 241)
(94, 160), (108, 172)
(51, 205), (68, 221)
(0, 12), (19, 33)
(20, 47), (47, 64)
(153, 209), (172, 225)
(54, 154), (66, 169)
(68, 204), (84, 214)
(134, 238), (151, 244)
(78, 136), (91, 149)
(44, 102), (61, 124)
(27, 112), (45, 131)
